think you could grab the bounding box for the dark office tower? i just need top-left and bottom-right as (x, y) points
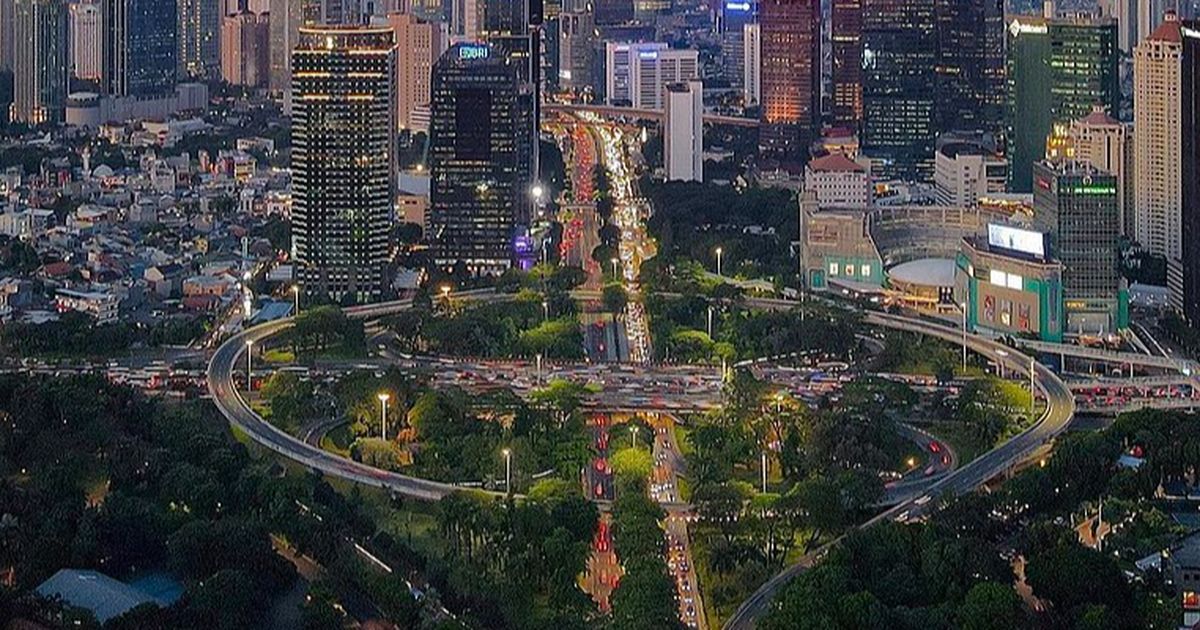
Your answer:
(429, 43), (535, 274)
(177, 0), (219, 79)
(934, 0), (1003, 135)
(595, 0), (633, 24)
(1180, 22), (1200, 323)
(482, 0), (539, 195)
(1033, 160), (1126, 333)
(1005, 14), (1119, 192)
(291, 26), (396, 304)
(11, 0), (66, 124)
(861, 0), (936, 180)
(719, 0), (755, 90)
(104, 0), (177, 97)
(758, 0), (820, 161)
(831, 0), (862, 128)
(269, 0), (323, 94)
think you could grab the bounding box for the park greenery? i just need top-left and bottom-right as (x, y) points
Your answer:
(609, 478), (684, 630)
(0, 311), (209, 358)
(640, 178), (797, 283)
(386, 287), (584, 360)
(283, 305), (367, 359)
(0, 374), (443, 629)
(763, 408), (1194, 629)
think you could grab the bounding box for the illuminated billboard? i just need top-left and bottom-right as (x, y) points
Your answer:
(988, 224), (1046, 259)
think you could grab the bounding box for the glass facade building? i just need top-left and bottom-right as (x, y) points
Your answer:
(291, 26), (397, 304)
(11, 0), (66, 125)
(830, 0), (862, 128)
(934, 0), (1004, 135)
(104, 0), (177, 97)
(758, 0), (821, 161)
(429, 43), (534, 274)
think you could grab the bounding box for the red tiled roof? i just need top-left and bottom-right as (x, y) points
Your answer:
(1078, 107), (1120, 126)
(808, 153), (865, 173)
(1147, 11), (1182, 43)
(41, 261), (72, 277)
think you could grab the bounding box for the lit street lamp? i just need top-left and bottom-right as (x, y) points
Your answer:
(440, 285), (452, 301)
(244, 340), (253, 390)
(632, 425), (639, 449)
(706, 306), (714, 338)
(760, 450), (768, 493)
(502, 447), (512, 494)
(292, 284), (300, 315)
(378, 392), (390, 441)
(715, 247), (723, 277)
(610, 257), (619, 279)
(542, 300), (549, 322)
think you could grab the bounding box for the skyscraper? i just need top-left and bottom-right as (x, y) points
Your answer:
(1179, 19), (1200, 321)
(104, 0), (178, 97)
(830, 0), (862, 128)
(594, 0), (633, 25)
(664, 81), (702, 182)
(758, 0), (820, 161)
(1005, 14), (1119, 192)
(1033, 160), (1126, 333)
(268, 0), (322, 94)
(69, 2), (101, 81)
(558, 5), (595, 92)
(719, 0), (755, 90)
(291, 25), (396, 303)
(221, 10), (269, 88)
(11, 0), (66, 124)
(428, 42), (534, 273)
(934, 0), (1004, 135)
(743, 22), (760, 107)
(1134, 11), (1182, 261)
(177, 0), (219, 79)
(862, 0), (937, 180)
(388, 12), (447, 131)
(1069, 106), (1133, 240)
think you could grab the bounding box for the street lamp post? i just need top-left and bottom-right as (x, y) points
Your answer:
(292, 285), (300, 315)
(378, 393), (390, 441)
(715, 247), (723, 277)
(760, 450), (768, 493)
(502, 448), (512, 494)
(960, 301), (968, 372)
(1030, 356), (1036, 415)
(610, 257), (619, 279)
(632, 425), (639, 449)
(542, 300), (549, 322)
(706, 306), (714, 338)
(245, 340), (253, 390)
(536, 353), (543, 384)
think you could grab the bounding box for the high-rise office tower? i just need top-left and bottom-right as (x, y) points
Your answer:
(1069, 106), (1133, 240)
(1033, 160), (1126, 333)
(387, 12), (447, 131)
(664, 81), (702, 182)
(1005, 13), (1119, 192)
(830, 0), (861, 128)
(934, 0), (1004, 136)
(291, 25), (396, 303)
(862, 0), (937, 180)
(743, 21), (760, 107)
(558, 5), (595, 92)
(0, 0), (13, 71)
(104, 0), (177, 97)
(758, 0), (820, 161)
(719, 0), (755, 89)
(450, 0), (481, 40)
(177, 0), (219, 79)
(428, 42), (534, 273)
(269, 0), (323, 94)
(11, 0), (66, 124)
(1179, 19), (1200, 321)
(221, 10), (269, 87)
(604, 42), (698, 109)
(1134, 11), (1182, 261)
(69, 2), (102, 81)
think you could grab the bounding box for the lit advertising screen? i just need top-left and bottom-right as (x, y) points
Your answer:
(988, 224), (1045, 259)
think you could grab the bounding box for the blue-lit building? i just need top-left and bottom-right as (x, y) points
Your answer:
(104, 0), (177, 97)
(719, 0), (755, 89)
(429, 42), (535, 274)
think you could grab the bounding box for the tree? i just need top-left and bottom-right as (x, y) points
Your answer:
(351, 438), (403, 470)
(602, 283), (628, 315)
(610, 447), (653, 483)
(958, 582), (1024, 630)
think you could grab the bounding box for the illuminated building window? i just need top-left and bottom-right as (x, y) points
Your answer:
(829, 262), (840, 276)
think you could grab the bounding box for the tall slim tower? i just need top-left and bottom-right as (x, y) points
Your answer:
(862, 0), (937, 180)
(291, 25), (397, 304)
(664, 81), (702, 182)
(1179, 19), (1200, 321)
(428, 42), (534, 274)
(388, 12), (447, 131)
(269, 0), (323, 94)
(830, 0), (862, 128)
(743, 22), (761, 107)
(11, 0), (66, 124)
(1134, 11), (1183, 261)
(177, 0), (220, 79)
(103, 0), (177, 97)
(68, 2), (101, 81)
(758, 0), (820, 162)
